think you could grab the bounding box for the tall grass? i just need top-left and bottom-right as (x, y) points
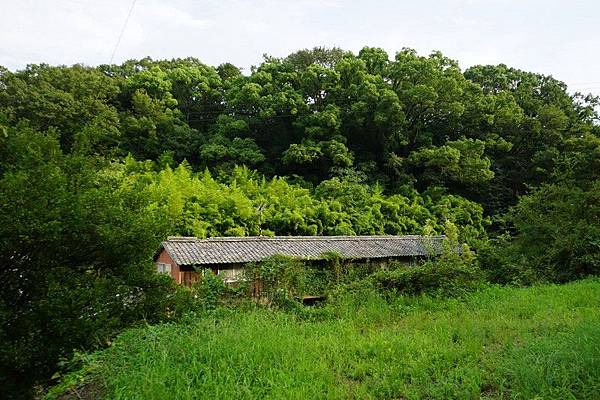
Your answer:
(47, 279), (600, 399)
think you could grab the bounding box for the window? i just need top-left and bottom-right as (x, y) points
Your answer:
(156, 262), (172, 274)
(219, 268), (245, 283)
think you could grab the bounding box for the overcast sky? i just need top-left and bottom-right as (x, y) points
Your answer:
(1, 0), (599, 95)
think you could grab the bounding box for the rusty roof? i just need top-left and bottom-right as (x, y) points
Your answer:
(157, 235), (445, 266)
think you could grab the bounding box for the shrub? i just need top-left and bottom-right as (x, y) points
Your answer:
(245, 254), (359, 308)
(163, 271), (251, 318)
(371, 222), (484, 297)
(508, 180), (600, 282)
(485, 180), (600, 285)
(245, 255), (306, 308)
(196, 270), (249, 309)
(477, 235), (541, 285)
(370, 258), (483, 298)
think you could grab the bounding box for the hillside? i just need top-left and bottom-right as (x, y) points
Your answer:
(2, 46), (599, 398)
(47, 279), (600, 400)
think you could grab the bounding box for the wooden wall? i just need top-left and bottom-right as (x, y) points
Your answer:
(155, 249), (182, 284)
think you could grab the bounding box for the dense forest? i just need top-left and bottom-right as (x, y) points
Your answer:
(1, 47), (599, 398)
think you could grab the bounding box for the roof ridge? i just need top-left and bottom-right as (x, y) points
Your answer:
(166, 235), (446, 243)
(166, 236), (198, 242)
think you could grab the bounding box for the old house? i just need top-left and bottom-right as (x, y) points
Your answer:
(154, 235), (445, 286)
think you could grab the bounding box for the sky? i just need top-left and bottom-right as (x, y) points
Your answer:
(1, 0), (599, 95)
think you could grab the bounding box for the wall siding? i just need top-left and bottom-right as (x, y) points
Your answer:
(156, 249), (181, 283)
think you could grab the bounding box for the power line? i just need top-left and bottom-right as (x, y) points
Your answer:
(109, 0), (138, 64)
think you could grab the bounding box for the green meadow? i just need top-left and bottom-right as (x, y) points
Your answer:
(48, 279), (600, 400)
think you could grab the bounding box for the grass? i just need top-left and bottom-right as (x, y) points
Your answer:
(47, 279), (600, 399)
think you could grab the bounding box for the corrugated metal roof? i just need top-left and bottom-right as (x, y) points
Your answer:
(159, 235), (445, 266)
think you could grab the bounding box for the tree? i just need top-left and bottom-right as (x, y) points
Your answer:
(507, 180), (600, 282)
(464, 64), (599, 211)
(0, 126), (172, 398)
(284, 46), (349, 70)
(0, 64), (121, 155)
(407, 138), (494, 187)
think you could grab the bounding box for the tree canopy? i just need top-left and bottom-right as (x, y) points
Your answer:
(1, 47), (599, 398)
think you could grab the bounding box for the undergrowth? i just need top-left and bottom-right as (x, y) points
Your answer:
(46, 278), (600, 399)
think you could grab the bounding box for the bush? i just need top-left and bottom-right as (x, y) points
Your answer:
(245, 255), (307, 308)
(195, 270), (249, 309)
(477, 235), (541, 286)
(513, 181), (600, 282)
(371, 222), (484, 297)
(162, 271), (251, 319)
(246, 254), (387, 309)
(0, 128), (178, 399)
(371, 258), (482, 298)
(486, 180), (600, 285)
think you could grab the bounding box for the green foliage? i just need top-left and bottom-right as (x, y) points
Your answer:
(187, 270), (249, 311)
(102, 159), (486, 241)
(408, 138), (494, 186)
(371, 223), (483, 297)
(0, 127), (174, 399)
(476, 235), (539, 286)
(46, 279), (600, 400)
(245, 253), (391, 308)
(508, 180), (600, 282)
(194, 271), (229, 310)
(370, 259), (482, 298)
(3, 48), (596, 211)
(246, 256), (307, 308)
(479, 178), (600, 285)
(1, 46), (599, 397)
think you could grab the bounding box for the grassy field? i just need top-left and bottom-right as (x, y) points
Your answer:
(48, 279), (600, 399)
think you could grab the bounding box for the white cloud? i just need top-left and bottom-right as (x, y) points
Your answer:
(142, 1), (213, 28)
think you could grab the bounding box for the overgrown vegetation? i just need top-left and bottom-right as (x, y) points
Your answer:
(46, 279), (600, 400)
(1, 46), (599, 398)
(241, 223), (482, 307)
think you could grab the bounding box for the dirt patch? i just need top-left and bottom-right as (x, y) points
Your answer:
(56, 380), (105, 400)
